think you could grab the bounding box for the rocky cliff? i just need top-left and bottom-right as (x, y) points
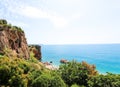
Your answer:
(29, 45), (42, 61)
(0, 19), (30, 59)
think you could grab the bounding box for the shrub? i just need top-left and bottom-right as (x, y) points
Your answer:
(0, 65), (10, 85)
(50, 71), (66, 87)
(88, 73), (120, 87)
(32, 71), (66, 87)
(32, 74), (51, 87)
(29, 52), (39, 63)
(59, 60), (98, 86)
(12, 26), (24, 33)
(0, 19), (7, 24)
(8, 75), (28, 87)
(81, 61), (98, 76)
(0, 57), (29, 86)
(0, 19), (24, 33)
(28, 70), (42, 86)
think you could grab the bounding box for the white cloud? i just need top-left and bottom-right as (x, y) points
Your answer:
(20, 6), (48, 19)
(11, 5), (68, 28)
(49, 15), (68, 28)
(69, 13), (82, 22)
(0, 0), (68, 28)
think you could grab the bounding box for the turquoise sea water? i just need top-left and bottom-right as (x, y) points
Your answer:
(42, 44), (120, 74)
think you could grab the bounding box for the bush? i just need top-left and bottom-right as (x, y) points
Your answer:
(0, 57), (29, 86)
(0, 56), (65, 87)
(59, 60), (95, 86)
(28, 70), (42, 86)
(8, 75), (28, 87)
(32, 74), (51, 87)
(32, 71), (66, 87)
(0, 65), (10, 85)
(0, 19), (7, 24)
(88, 73), (120, 87)
(18, 61), (30, 74)
(12, 26), (24, 33)
(50, 71), (66, 87)
(1, 53), (120, 87)
(81, 61), (98, 76)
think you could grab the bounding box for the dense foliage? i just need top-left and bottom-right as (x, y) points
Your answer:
(0, 55), (120, 87)
(59, 60), (98, 86)
(88, 73), (120, 87)
(0, 19), (24, 32)
(32, 71), (66, 87)
(0, 19), (7, 24)
(0, 55), (66, 87)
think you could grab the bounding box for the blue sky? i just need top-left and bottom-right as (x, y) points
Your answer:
(0, 0), (120, 44)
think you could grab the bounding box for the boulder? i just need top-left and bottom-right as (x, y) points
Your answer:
(60, 59), (68, 64)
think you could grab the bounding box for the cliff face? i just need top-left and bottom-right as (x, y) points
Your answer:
(29, 45), (42, 61)
(0, 20), (30, 59)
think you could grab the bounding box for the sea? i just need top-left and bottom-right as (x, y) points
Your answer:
(41, 44), (120, 74)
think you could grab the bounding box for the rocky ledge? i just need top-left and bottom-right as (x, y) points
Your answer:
(0, 19), (30, 59)
(0, 19), (43, 61)
(29, 45), (42, 61)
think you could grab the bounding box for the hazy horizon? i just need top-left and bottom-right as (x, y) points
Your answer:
(39, 43), (120, 45)
(0, 0), (120, 44)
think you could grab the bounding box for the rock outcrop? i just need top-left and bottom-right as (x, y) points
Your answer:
(0, 19), (30, 59)
(60, 59), (68, 64)
(29, 45), (42, 61)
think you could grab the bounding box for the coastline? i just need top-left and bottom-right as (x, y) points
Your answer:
(43, 62), (59, 70)
(42, 44), (120, 74)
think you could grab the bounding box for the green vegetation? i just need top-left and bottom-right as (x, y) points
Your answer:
(32, 71), (66, 87)
(0, 19), (7, 24)
(0, 19), (24, 33)
(0, 53), (120, 87)
(59, 60), (98, 87)
(12, 26), (24, 33)
(0, 55), (66, 87)
(0, 19), (120, 87)
(71, 84), (82, 87)
(88, 73), (120, 87)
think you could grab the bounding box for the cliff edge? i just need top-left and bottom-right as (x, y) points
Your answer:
(0, 19), (30, 59)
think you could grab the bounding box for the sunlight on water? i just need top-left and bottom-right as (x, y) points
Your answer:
(42, 44), (120, 74)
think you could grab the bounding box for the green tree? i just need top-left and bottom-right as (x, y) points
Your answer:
(59, 60), (89, 86)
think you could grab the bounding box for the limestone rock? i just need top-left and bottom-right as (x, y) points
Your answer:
(0, 20), (30, 59)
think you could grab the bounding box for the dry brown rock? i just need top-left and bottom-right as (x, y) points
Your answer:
(29, 45), (42, 61)
(0, 20), (30, 59)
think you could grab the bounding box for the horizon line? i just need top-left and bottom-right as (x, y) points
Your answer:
(31, 43), (120, 45)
